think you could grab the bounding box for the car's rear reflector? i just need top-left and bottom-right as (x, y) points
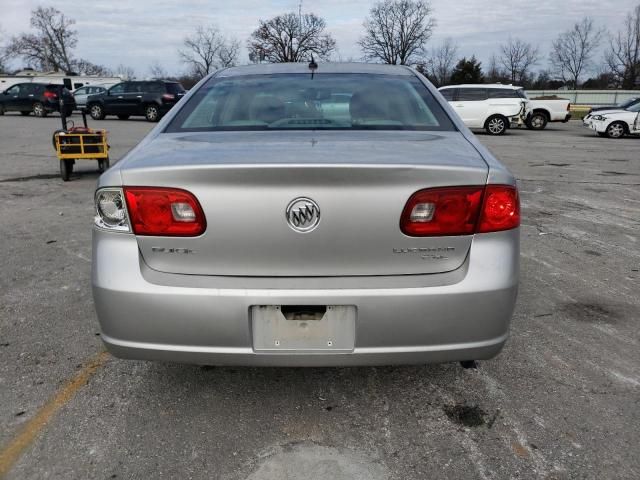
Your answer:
(401, 185), (519, 236)
(123, 187), (206, 236)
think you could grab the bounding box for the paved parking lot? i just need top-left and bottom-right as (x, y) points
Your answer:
(0, 114), (639, 479)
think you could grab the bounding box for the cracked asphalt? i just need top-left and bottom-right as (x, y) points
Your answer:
(0, 114), (639, 479)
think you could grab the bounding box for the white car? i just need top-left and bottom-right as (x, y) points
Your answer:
(439, 84), (531, 135)
(583, 103), (640, 139)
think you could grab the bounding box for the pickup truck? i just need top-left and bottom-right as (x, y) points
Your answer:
(525, 95), (572, 130)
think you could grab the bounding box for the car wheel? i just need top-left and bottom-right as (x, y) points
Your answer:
(59, 159), (73, 181)
(145, 104), (160, 122)
(117, 114), (130, 120)
(89, 104), (105, 120)
(20, 111), (30, 116)
(98, 157), (110, 173)
(33, 102), (47, 117)
(64, 108), (73, 117)
(606, 122), (626, 139)
(526, 112), (548, 130)
(485, 115), (507, 135)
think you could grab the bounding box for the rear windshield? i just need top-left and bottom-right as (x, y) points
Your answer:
(165, 74), (456, 132)
(166, 83), (186, 94)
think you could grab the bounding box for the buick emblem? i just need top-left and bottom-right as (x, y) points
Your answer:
(286, 197), (321, 233)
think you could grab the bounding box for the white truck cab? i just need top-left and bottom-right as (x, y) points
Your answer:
(439, 84), (531, 135)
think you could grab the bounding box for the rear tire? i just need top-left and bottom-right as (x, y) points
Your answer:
(144, 104), (160, 122)
(117, 114), (130, 120)
(0, 105), (4, 115)
(33, 102), (47, 117)
(526, 112), (548, 130)
(605, 121), (626, 139)
(485, 115), (508, 135)
(98, 157), (110, 173)
(89, 103), (105, 120)
(60, 159), (73, 181)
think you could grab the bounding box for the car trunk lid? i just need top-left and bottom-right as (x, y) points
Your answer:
(121, 130), (488, 277)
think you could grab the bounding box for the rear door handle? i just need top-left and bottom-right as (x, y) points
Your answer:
(117, 96), (123, 99)
(136, 96), (142, 98)
(455, 104), (464, 107)
(28, 94), (34, 97)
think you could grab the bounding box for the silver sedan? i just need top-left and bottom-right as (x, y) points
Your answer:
(92, 63), (520, 367)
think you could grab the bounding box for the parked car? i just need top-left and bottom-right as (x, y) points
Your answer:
(438, 84), (531, 135)
(86, 80), (186, 122)
(583, 102), (640, 138)
(589, 97), (640, 114)
(526, 96), (571, 130)
(92, 63), (520, 367)
(72, 85), (111, 111)
(0, 83), (75, 117)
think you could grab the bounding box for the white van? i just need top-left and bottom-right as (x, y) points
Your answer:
(439, 84), (531, 135)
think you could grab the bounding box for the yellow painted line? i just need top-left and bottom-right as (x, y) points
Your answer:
(0, 350), (110, 477)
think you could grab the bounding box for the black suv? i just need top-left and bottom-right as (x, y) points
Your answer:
(86, 80), (186, 122)
(0, 83), (75, 117)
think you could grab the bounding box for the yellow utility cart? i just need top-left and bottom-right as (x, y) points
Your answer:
(53, 111), (110, 181)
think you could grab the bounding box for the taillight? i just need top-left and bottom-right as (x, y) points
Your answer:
(401, 186), (484, 236)
(477, 185), (520, 233)
(44, 90), (57, 99)
(567, 103), (571, 111)
(123, 187), (206, 236)
(162, 93), (175, 101)
(401, 185), (519, 236)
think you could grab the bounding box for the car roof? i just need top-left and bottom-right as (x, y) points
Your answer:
(217, 62), (415, 77)
(440, 84), (523, 90)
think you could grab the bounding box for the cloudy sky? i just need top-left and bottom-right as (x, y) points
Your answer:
(2, 0), (638, 77)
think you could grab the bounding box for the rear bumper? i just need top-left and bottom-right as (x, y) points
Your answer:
(92, 229), (519, 366)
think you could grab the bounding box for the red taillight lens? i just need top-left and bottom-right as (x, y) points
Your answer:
(401, 185), (520, 236)
(401, 186), (484, 236)
(477, 185), (520, 233)
(162, 93), (175, 101)
(44, 90), (57, 99)
(123, 187), (206, 236)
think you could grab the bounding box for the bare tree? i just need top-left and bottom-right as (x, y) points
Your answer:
(6, 7), (77, 71)
(115, 64), (135, 80)
(180, 26), (239, 78)
(499, 37), (540, 84)
(550, 18), (604, 88)
(148, 61), (168, 79)
(73, 59), (111, 76)
(423, 38), (457, 86)
(0, 25), (9, 73)
(248, 13), (335, 63)
(359, 0), (436, 65)
(485, 54), (507, 83)
(605, 4), (640, 88)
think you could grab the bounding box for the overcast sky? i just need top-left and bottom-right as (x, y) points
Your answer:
(2, 0), (638, 77)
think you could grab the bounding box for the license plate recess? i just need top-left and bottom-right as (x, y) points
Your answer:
(251, 305), (356, 353)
